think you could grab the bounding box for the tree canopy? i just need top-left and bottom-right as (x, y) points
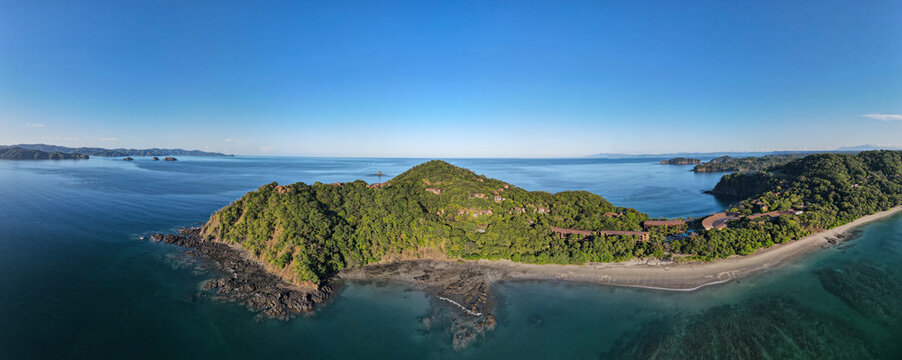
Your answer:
(202, 152), (902, 284)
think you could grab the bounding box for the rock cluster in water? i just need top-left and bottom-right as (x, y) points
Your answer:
(339, 260), (499, 350)
(149, 229), (502, 350)
(151, 228), (332, 320)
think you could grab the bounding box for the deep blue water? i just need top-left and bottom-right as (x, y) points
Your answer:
(1, 156), (900, 359)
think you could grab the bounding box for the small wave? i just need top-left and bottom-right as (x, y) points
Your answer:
(437, 296), (482, 316)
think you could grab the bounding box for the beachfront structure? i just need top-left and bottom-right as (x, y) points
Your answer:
(704, 209), (804, 230)
(702, 212), (738, 230)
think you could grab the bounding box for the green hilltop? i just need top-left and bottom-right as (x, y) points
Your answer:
(202, 160), (653, 284)
(202, 152), (902, 285)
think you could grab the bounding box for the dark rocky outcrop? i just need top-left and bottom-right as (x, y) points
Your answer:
(163, 157), (177, 161)
(150, 228), (332, 320)
(152, 157), (159, 161)
(340, 260), (499, 351)
(123, 157), (134, 161)
(150, 230), (499, 349)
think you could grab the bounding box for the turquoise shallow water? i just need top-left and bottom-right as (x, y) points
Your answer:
(0, 156), (899, 359)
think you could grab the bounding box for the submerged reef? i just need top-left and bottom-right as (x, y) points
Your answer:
(603, 296), (876, 359)
(815, 260), (902, 327)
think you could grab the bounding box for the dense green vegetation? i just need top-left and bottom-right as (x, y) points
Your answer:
(708, 172), (778, 198)
(677, 151), (902, 260)
(203, 152), (902, 284)
(0, 147), (89, 160)
(692, 154), (806, 173)
(203, 160), (663, 284)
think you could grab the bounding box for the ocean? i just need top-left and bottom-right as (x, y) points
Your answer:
(1, 156), (899, 359)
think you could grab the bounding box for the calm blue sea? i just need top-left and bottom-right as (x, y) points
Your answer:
(1, 156), (900, 359)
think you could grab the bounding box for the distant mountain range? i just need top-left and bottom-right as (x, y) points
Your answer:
(0, 147), (90, 160)
(834, 144), (902, 151)
(0, 144), (233, 157)
(588, 145), (902, 159)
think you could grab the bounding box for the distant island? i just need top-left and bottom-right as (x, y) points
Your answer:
(154, 151), (902, 340)
(661, 157), (700, 165)
(0, 147), (89, 160)
(0, 143), (232, 157)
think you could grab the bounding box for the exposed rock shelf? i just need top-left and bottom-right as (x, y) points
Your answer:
(151, 228), (332, 320)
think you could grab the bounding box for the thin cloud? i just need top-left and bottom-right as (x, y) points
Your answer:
(862, 113), (902, 121)
(42, 136), (78, 141)
(260, 146), (276, 152)
(26, 122), (45, 128)
(100, 137), (118, 141)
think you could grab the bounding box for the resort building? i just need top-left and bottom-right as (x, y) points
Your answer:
(702, 213), (739, 230)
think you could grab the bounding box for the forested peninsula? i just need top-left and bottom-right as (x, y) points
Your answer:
(154, 151), (902, 339)
(692, 154), (805, 172)
(193, 151), (902, 285)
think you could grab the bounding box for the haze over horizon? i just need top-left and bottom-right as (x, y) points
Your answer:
(2, 0), (900, 157)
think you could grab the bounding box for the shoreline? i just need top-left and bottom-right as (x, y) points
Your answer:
(151, 205), (902, 320)
(149, 206), (901, 350)
(472, 205), (902, 291)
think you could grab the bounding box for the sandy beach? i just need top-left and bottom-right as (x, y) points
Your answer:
(474, 206), (902, 291)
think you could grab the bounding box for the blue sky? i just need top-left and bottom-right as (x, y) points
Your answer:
(1, 0), (900, 157)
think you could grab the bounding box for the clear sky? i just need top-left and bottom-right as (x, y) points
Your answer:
(1, 0), (900, 157)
